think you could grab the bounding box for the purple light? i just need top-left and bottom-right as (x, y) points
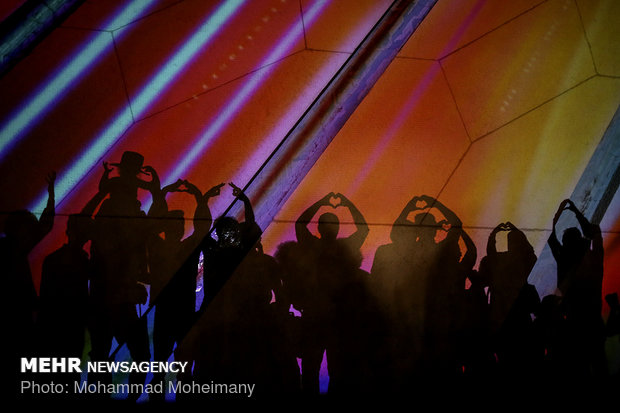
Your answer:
(161, 0), (332, 196)
(28, 0), (246, 214)
(0, 0), (159, 162)
(347, 0), (487, 198)
(224, 6), (385, 219)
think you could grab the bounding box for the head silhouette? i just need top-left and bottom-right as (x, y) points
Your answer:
(507, 228), (533, 254)
(317, 212), (339, 241)
(562, 227), (589, 254)
(215, 216), (241, 247)
(390, 212), (437, 245)
(412, 212), (437, 243)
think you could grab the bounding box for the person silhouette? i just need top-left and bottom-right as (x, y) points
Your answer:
(178, 183), (301, 398)
(370, 195), (439, 389)
(478, 221), (541, 382)
(371, 195), (476, 386)
(415, 195), (476, 381)
(457, 267), (493, 380)
(198, 182), (262, 313)
(198, 237), (301, 398)
(98, 151), (154, 215)
(86, 152), (159, 399)
(294, 192), (369, 396)
(2, 171), (55, 396)
(481, 222), (537, 331)
(37, 212), (91, 388)
(147, 179), (222, 399)
(548, 198), (606, 380)
(273, 239), (315, 391)
(533, 294), (570, 381)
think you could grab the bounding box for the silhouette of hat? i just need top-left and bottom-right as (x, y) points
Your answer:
(111, 151), (145, 174)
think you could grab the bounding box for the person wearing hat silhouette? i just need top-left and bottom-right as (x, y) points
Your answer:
(87, 151), (160, 399)
(98, 151), (158, 216)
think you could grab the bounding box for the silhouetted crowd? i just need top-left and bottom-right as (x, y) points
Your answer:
(3, 151), (619, 401)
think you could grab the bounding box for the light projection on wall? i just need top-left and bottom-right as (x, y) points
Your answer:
(1, 0), (619, 401)
(163, 0), (330, 190)
(27, 0), (245, 213)
(0, 0), (160, 160)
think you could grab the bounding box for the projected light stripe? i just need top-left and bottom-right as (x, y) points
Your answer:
(0, 0), (158, 161)
(163, 0), (330, 190)
(226, 11), (385, 215)
(29, 0), (246, 213)
(129, 0), (246, 116)
(347, 0), (486, 198)
(227, 57), (342, 204)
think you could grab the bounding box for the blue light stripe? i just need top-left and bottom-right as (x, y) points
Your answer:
(131, 0), (246, 116)
(164, 0), (330, 185)
(0, 0), (159, 161)
(29, 0), (246, 213)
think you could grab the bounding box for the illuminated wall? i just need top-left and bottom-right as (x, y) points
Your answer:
(257, 0), (620, 315)
(0, 0), (393, 288)
(1, 0), (619, 397)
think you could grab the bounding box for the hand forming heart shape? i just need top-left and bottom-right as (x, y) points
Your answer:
(415, 199), (427, 209)
(329, 195), (341, 208)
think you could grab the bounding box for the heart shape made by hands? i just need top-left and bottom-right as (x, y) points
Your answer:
(329, 195), (342, 208)
(499, 223), (512, 231)
(173, 180), (191, 192)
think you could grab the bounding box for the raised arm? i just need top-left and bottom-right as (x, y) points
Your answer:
(565, 199), (594, 239)
(229, 182), (254, 225)
(421, 195), (463, 248)
(338, 193), (369, 250)
(141, 165), (161, 194)
(486, 223), (504, 256)
(395, 196), (423, 225)
(98, 162), (112, 193)
(190, 182), (224, 238)
(32, 171), (57, 250)
(147, 178), (184, 219)
(460, 227), (477, 270)
(548, 199), (569, 261)
(389, 196), (424, 243)
(566, 199), (603, 263)
(421, 195), (462, 228)
(296, 193), (333, 244)
(81, 190), (107, 218)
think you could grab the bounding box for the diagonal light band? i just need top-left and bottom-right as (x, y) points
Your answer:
(0, 0), (159, 161)
(29, 0), (246, 213)
(226, 9), (385, 206)
(162, 0), (330, 187)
